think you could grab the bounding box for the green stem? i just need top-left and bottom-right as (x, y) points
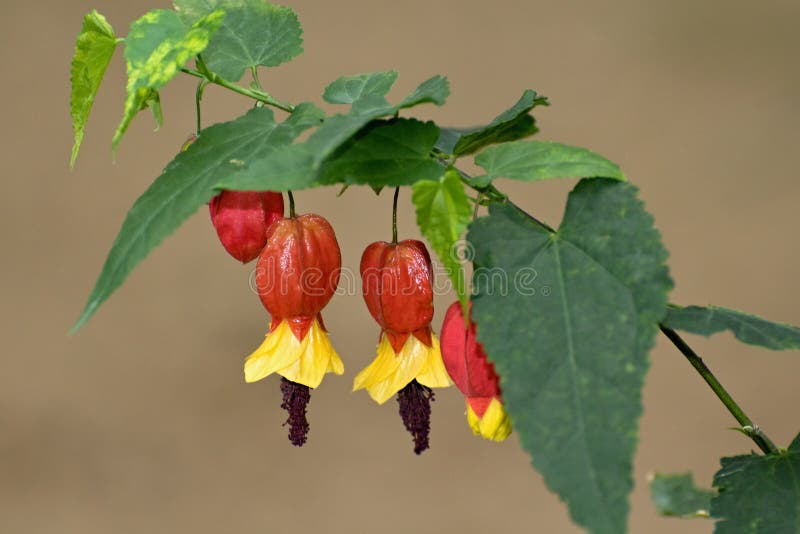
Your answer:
(659, 325), (780, 455)
(392, 187), (399, 244)
(473, 192), (484, 220)
(195, 79), (208, 134)
(288, 190), (296, 218)
(180, 66), (295, 113)
(441, 160), (557, 233)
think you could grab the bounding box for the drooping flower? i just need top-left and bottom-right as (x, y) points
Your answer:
(244, 213), (344, 446)
(209, 190), (284, 263)
(440, 301), (512, 442)
(354, 239), (452, 453)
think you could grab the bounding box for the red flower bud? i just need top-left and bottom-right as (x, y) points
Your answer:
(209, 190), (284, 263)
(360, 240), (434, 352)
(440, 301), (500, 400)
(255, 214), (341, 339)
(440, 301), (511, 442)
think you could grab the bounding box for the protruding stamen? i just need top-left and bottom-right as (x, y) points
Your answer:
(397, 379), (434, 454)
(280, 377), (311, 446)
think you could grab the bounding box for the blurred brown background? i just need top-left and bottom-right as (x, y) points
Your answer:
(2, 1), (799, 532)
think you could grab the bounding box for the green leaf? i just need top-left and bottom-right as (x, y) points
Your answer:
(475, 140), (626, 183)
(112, 9), (223, 153)
(70, 10), (118, 167)
(174, 0), (303, 82)
(650, 472), (714, 518)
(323, 71), (398, 104)
(662, 305), (800, 351)
(469, 179), (672, 533)
(319, 119), (442, 187)
(219, 75), (445, 192)
(711, 433), (800, 533)
(73, 105), (321, 331)
(218, 106), (391, 192)
(398, 75), (450, 108)
(412, 168), (472, 307)
(436, 89), (548, 156)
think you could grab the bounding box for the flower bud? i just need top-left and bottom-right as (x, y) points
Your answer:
(360, 240), (434, 351)
(209, 190), (284, 263)
(440, 301), (512, 442)
(255, 214), (341, 338)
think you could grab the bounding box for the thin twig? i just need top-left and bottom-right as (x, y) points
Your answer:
(659, 325), (779, 455)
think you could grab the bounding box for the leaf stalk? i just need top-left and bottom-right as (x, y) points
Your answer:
(180, 65), (294, 113)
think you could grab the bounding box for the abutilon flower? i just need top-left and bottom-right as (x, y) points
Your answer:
(440, 301), (512, 442)
(209, 190), (284, 263)
(244, 213), (344, 446)
(354, 239), (452, 453)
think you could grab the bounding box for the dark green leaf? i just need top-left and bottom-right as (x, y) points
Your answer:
(663, 305), (800, 351)
(711, 433), (800, 533)
(398, 75), (450, 108)
(412, 168), (472, 307)
(650, 472), (714, 518)
(475, 140), (626, 183)
(319, 119), (442, 187)
(73, 105), (321, 331)
(70, 10), (118, 167)
(323, 71), (398, 104)
(174, 0), (303, 81)
(469, 179), (672, 533)
(219, 76), (445, 192)
(218, 104), (392, 192)
(113, 9), (223, 152)
(436, 89), (548, 156)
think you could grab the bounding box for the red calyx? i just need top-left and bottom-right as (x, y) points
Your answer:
(209, 190), (284, 263)
(360, 240), (435, 352)
(440, 301), (502, 416)
(256, 214), (341, 338)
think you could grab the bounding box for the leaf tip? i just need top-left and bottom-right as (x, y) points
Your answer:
(69, 303), (96, 335)
(70, 142), (80, 169)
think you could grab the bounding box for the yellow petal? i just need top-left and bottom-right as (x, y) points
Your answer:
(466, 398), (512, 442)
(353, 335), (400, 391)
(244, 320), (305, 383)
(279, 319), (344, 388)
(415, 334), (453, 389)
(243, 319), (343, 388)
(354, 333), (452, 404)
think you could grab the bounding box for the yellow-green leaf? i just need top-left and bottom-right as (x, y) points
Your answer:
(70, 10), (117, 167)
(112, 9), (223, 153)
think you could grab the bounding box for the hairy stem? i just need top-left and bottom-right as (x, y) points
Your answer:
(659, 325), (779, 455)
(180, 66), (295, 113)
